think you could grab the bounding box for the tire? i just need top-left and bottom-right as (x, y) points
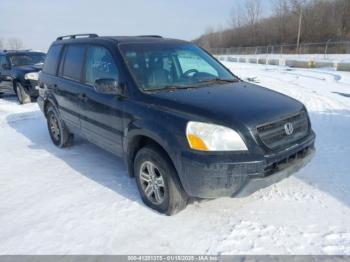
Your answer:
(134, 145), (188, 215)
(15, 82), (31, 104)
(46, 104), (73, 148)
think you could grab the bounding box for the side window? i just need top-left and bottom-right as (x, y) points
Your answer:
(0, 56), (8, 68)
(62, 45), (85, 81)
(42, 45), (62, 75)
(84, 46), (118, 86)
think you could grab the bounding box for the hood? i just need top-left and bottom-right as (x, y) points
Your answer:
(148, 82), (304, 129)
(13, 64), (43, 74)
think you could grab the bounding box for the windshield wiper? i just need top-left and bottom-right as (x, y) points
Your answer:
(145, 79), (238, 92)
(146, 85), (194, 92)
(196, 78), (238, 84)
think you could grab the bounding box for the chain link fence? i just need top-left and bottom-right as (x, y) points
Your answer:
(210, 41), (350, 56)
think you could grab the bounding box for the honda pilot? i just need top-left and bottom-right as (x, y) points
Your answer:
(38, 34), (315, 215)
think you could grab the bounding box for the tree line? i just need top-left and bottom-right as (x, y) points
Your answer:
(0, 37), (24, 50)
(194, 0), (350, 49)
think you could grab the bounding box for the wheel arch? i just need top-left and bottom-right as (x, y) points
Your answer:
(43, 96), (59, 118)
(126, 132), (190, 197)
(124, 115), (191, 190)
(12, 76), (27, 89)
(126, 133), (174, 177)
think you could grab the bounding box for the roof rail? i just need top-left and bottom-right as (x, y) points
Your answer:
(2, 49), (32, 52)
(56, 34), (98, 41)
(137, 35), (163, 38)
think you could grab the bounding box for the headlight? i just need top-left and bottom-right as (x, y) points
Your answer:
(24, 72), (39, 81)
(186, 121), (248, 151)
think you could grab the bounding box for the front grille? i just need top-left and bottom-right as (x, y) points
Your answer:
(257, 111), (309, 150)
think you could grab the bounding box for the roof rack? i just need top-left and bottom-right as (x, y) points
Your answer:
(137, 35), (163, 38)
(2, 49), (32, 53)
(56, 34), (98, 41)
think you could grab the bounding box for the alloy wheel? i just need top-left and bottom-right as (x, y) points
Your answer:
(139, 161), (165, 205)
(49, 113), (60, 142)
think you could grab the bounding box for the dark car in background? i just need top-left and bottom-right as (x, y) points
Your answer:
(38, 34), (315, 215)
(0, 50), (46, 104)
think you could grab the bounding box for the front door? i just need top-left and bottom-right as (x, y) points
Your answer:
(79, 45), (124, 156)
(0, 55), (13, 92)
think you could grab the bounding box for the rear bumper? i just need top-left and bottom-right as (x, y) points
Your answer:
(180, 131), (315, 198)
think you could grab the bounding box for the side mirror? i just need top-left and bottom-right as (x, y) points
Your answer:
(2, 64), (11, 70)
(94, 78), (123, 95)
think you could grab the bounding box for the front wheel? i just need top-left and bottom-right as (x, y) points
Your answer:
(15, 82), (31, 104)
(134, 145), (188, 215)
(46, 105), (73, 148)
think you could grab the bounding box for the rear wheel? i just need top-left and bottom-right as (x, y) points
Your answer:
(15, 82), (31, 104)
(46, 105), (73, 148)
(134, 145), (188, 215)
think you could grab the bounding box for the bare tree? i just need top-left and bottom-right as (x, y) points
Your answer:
(244, 0), (262, 44)
(198, 26), (215, 50)
(7, 37), (24, 50)
(274, 0), (290, 43)
(244, 0), (262, 25)
(194, 0), (350, 51)
(229, 5), (244, 29)
(338, 0), (350, 38)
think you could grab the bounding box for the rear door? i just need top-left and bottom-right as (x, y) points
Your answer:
(55, 44), (86, 133)
(79, 45), (124, 156)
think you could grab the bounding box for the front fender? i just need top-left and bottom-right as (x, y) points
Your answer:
(124, 118), (191, 193)
(11, 72), (25, 84)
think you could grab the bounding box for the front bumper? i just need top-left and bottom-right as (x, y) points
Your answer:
(180, 131), (315, 198)
(235, 147), (314, 197)
(37, 95), (45, 113)
(24, 80), (39, 97)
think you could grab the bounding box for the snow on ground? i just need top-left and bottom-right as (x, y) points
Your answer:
(0, 63), (350, 255)
(222, 54), (350, 63)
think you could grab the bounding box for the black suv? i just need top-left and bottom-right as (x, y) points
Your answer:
(38, 34), (315, 215)
(0, 50), (46, 104)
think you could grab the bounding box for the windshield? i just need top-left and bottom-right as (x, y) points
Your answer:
(119, 43), (237, 91)
(9, 53), (46, 67)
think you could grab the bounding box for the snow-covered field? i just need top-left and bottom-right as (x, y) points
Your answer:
(0, 62), (350, 255)
(219, 54), (350, 71)
(223, 54), (350, 62)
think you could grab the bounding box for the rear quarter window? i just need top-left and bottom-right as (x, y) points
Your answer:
(42, 45), (63, 75)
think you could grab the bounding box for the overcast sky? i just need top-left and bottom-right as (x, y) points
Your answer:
(0, 0), (270, 51)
